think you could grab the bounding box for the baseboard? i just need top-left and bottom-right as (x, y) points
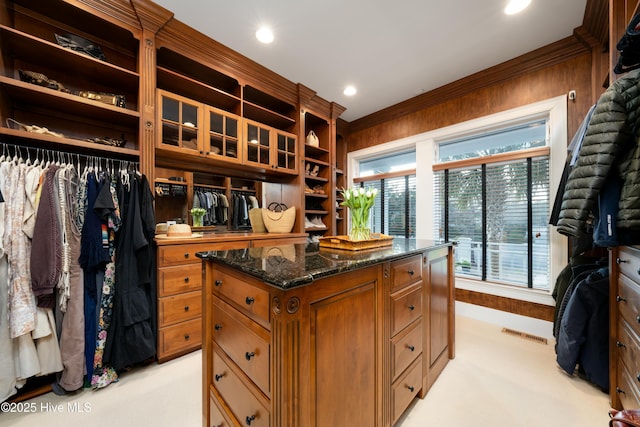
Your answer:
(456, 301), (555, 341)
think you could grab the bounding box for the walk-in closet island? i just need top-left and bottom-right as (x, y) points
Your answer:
(199, 239), (454, 427)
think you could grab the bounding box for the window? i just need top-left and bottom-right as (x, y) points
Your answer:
(357, 152), (416, 238)
(433, 121), (551, 290)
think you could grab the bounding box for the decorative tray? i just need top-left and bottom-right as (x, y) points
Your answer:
(318, 234), (393, 251)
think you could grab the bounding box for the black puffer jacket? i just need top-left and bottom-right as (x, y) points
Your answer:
(557, 69), (640, 238)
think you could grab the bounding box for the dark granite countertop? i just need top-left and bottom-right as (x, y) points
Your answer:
(197, 238), (451, 289)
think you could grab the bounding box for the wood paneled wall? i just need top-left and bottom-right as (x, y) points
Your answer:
(348, 38), (598, 151)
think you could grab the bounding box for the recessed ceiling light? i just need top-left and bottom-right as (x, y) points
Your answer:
(343, 85), (357, 96)
(504, 0), (531, 15)
(255, 26), (274, 44)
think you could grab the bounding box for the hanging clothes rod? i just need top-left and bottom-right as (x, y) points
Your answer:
(0, 141), (139, 171)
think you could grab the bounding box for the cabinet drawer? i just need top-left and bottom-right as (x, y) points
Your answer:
(392, 356), (422, 425)
(158, 317), (201, 359)
(618, 274), (640, 337)
(616, 357), (640, 409)
(209, 395), (231, 427)
(391, 283), (423, 336)
(213, 269), (270, 328)
(617, 318), (640, 387)
(159, 291), (202, 327)
(391, 320), (423, 380)
(391, 255), (423, 293)
(158, 241), (248, 267)
(158, 264), (202, 296)
(212, 297), (270, 396)
(212, 348), (270, 427)
(617, 246), (640, 284)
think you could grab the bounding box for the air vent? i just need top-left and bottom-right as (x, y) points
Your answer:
(501, 327), (548, 345)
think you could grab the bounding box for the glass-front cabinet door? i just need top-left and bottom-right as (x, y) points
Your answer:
(157, 90), (202, 153)
(244, 119), (272, 169)
(275, 130), (297, 174)
(243, 120), (298, 174)
(205, 106), (241, 163)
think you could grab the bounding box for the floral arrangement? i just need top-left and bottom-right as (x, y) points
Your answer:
(190, 207), (206, 227)
(340, 186), (378, 241)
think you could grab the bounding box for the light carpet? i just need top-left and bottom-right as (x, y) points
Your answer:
(2, 315), (611, 427)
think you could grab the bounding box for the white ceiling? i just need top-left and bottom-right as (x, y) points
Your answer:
(152, 0), (588, 122)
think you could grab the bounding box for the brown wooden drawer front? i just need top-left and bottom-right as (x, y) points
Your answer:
(392, 355), (422, 425)
(212, 297), (270, 396)
(159, 291), (202, 327)
(391, 283), (423, 336)
(617, 318), (640, 389)
(213, 270), (270, 328)
(391, 255), (423, 293)
(618, 274), (640, 337)
(158, 318), (201, 358)
(616, 358), (640, 409)
(158, 241), (249, 267)
(209, 396), (231, 427)
(212, 349), (270, 427)
(391, 320), (423, 381)
(158, 264), (202, 297)
(617, 246), (640, 283)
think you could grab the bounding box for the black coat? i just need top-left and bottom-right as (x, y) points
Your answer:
(556, 267), (609, 392)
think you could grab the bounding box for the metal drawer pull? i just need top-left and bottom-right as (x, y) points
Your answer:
(407, 345), (415, 352)
(246, 415), (256, 425)
(408, 304), (415, 311)
(616, 341), (626, 349)
(617, 295), (627, 303)
(215, 280), (222, 287)
(184, 252), (189, 259)
(184, 305), (189, 312)
(215, 373), (225, 382)
(214, 324), (223, 331)
(184, 334), (190, 340)
(617, 258), (628, 264)
(245, 351), (256, 361)
(407, 385), (415, 392)
(617, 387), (626, 395)
(408, 269), (414, 276)
(637, 374), (640, 383)
(245, 296), (255, 305)
(637, 315), (640, 324)
(184, 277), (189, 283)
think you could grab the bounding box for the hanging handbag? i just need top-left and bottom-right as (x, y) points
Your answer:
(610, 410), (640, 427)
(306, 130), (319, 147)
(261, 202), (296, 233)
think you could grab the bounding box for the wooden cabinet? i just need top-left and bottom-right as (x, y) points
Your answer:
(157, 90), (202, 153)
(157, 240), (250, 362)
(202, 245), (454, 427)
(4, 1), (346, 241)
(0, 0), (140, 157)
(154, 47), (300, 179)
(243, 119), (297, 174)
(423, 246), (455, 392)
(158, 235), (307, 363)
(157, 90), (243, 162)
(610, 246), (640, 409)
(205, 105), (242, 163)
(387, 255), (423, 425)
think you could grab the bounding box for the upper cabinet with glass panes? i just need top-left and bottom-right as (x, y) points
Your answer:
(157, 90), (201, 153)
